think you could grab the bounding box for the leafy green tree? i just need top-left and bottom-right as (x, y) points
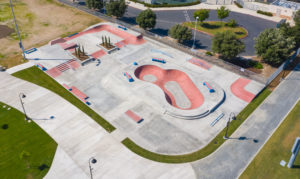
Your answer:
(212, 30), (245, 60)
(293, 9), (300, 25)
(193, 9), (210, 24)
(255, 28), (295, 66)
(105, 0), (127, 18)
(86, 0), (103, 9)
(136, 9), (156, 30)
(168, 24), (192, 43)
(217, 6), (230, 22)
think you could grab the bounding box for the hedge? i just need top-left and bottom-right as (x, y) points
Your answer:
(257, 10), (273, 16)
(234, 1), (243, 8)
(129, 0), (200, 8)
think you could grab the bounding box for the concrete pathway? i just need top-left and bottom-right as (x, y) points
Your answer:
(191, 63), (300, 179)
(0, 71), (195, 179)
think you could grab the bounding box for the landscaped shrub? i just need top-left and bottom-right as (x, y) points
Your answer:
(249, 60), (263, 69)
(205, 51), (213, 56)
(234, 1), (243, 8)
(257, 10), (273, 17)
(129, 0), (200, 8)
(226, 19), (237, 27)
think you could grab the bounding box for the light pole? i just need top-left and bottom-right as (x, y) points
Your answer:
(224, 112), (236, 139)
(19, 93), (30, 122)
(192, 16), (199, 50)
(89, 157), (97, 179)
(9, 0), (26, 59)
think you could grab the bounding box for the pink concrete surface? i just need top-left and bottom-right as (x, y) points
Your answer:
(230, 78), (255, 103)
(70, 86), (88, 101)
(125, 110), (143, 123)
(46, 67), (61, 78)
(64, 24), (145, 46)
(68, 60), (80, 69)
(188, 58), (212, 70)
(135, 65), (204, 110)
(91, 50), (106, 59)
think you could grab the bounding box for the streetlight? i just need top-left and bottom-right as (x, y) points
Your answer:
(192, 16), (199, 50)
(19, 93), (30, 122)
(89, 157), (97, 179)
(224, 112), (236, 139)
(9, 0), (26, 59)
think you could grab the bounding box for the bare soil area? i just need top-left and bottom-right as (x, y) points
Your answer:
(0, 0), (102, 68)
(0, 25), (14, 38)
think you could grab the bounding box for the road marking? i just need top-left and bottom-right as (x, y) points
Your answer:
(183, 10), (191, 22)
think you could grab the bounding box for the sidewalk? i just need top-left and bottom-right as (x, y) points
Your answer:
(0, 71), (195, 179)
(190, 63), (300, 179)
(126, 1), (283, 23)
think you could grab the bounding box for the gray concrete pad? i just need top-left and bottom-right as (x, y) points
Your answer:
(28, 22), (265, 157)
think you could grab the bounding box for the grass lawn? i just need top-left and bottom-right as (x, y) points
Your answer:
(122, 88), (272, 163)
(0, 102), (57, 179)
(12, 66), (116, 132)
(183, 21), (248, 39)
(0, 0), (102, 68)
(240, 101), (300, 179)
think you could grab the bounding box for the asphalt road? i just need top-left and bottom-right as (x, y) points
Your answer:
(121, 6), (277, 56)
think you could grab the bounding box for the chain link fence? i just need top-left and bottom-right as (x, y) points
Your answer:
(58, 0), (266, 84)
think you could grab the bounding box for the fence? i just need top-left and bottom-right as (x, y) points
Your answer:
(265, 47), (300, 86)
(58, 0), (266, 83)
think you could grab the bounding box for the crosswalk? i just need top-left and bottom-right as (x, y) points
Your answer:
(183, 10), (191, 22)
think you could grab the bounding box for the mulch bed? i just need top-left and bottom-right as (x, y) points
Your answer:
(0, 25), (14, 39)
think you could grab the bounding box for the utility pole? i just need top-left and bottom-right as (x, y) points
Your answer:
(9, 0), (26, 59)
(192, 16), (199, 50)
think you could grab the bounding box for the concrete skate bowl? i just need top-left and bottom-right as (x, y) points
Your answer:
(134, 65), (212, 119)
(64, 24), (145, 46)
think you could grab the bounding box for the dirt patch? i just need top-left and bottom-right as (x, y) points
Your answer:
(0, 0), (102, 68)
(0, 25), (14, 39)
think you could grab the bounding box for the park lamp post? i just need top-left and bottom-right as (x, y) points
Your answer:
(19, 93), (30, 122)
(224, 112), (236, 139)
(9, 0), (26, 59)
(192, 16), (199, 50)
(89, 157), (97, 179)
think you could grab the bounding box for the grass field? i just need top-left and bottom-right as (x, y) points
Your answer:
(183, 21), (248, 39)
(0, 0), (102, 68)
(0, 102), (57, 179)
(12, 66), (116, 132)
(240, 101), (300, 179)
(122, 88), (272, 163)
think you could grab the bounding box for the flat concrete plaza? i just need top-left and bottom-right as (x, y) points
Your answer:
(25, 22), (264, 156)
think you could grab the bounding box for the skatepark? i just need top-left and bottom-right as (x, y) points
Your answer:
(25, 22), (264, 155)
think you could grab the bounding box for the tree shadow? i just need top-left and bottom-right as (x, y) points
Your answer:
(119, 16), (137, 25)
(181, 39), (207, 49)
(38, 164), (49, 171)
(149, 28), (169, 36)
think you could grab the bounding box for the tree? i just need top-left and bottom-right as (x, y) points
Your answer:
(193, 9), (210, 24)
(254, 28), (295, 66)
(105, 0), (127, 18)
(212, 30), (245, 60)
(86, 0), (103, 9)
(217, 6), (230, 22)
(293, 9), (300, 25)
(168, 24), (192, 43)
(136, 9), (156, 30)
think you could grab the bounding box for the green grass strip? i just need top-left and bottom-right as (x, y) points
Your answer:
(0, 102), (57, 178)
(240, 101), (300, 179)
(122, 88), (272, 163)
(13, 66), (116, 132)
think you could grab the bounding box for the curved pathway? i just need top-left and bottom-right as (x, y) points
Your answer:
(0, 71), (195, 179)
